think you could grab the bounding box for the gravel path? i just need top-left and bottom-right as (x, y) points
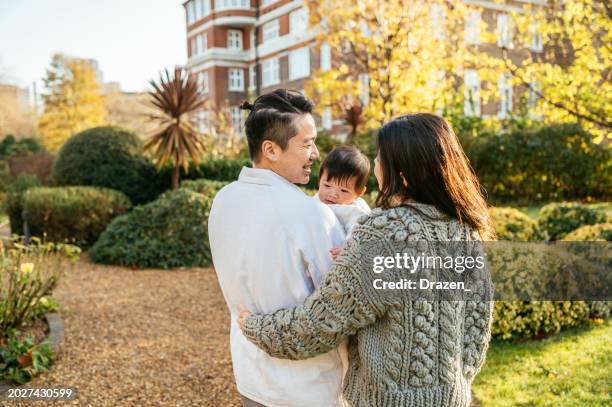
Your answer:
(7, 256), (240, 406)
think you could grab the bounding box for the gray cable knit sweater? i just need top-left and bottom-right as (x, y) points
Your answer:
(242, 203), (493, 407)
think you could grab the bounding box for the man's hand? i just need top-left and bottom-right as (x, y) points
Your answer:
(237, 304), (252, 330)
(329, 247), (342, 260)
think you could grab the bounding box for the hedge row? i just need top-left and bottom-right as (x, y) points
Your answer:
(89, 180), (227, 269)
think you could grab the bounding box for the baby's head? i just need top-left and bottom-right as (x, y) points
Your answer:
(318, 146), (370, 205)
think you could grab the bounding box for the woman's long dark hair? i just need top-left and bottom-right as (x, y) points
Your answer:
(375, 113), (494, 239)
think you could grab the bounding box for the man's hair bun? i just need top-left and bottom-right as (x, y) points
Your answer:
(240, 101), (254, 111)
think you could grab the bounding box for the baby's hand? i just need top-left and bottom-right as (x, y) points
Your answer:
(330, 247), (342, 260)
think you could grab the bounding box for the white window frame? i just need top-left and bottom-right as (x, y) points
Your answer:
(530, 21), (543, 52)
(498, 72), (513, 118)
(464, 10), (481, 45)
(230, 106), (244, 134)
(262, 19), (280, 43)
(430, 3), (446, 40)
(320, 42), (331, 72)
(321, 108), (332, 130)
(249, 64), (256, 90)
(497, 13), (513, 48)
(198, 71), (209, 94)
(227, 29), (243, 50)
(228, 68), (244, 91)
(215, 0), (249, 11)
(289, 47), (310, 80)
(201, 0), (211, 17)
(290, 7), (309, 34)
(464, 69), (481, 117)
(262, 57), (280, 87)
(358, 73), (370, 105)
(261, 0), (276, 7)
(186, 1), (195, 25)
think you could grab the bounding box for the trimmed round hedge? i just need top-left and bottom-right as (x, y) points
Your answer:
(489, 207), (542, 241)
(89, 180), (227, 269)
(23, 186), (131, 248)
(562, 223), (612, 241)
(538, 202), (608, 240)
(52, 126), (162, 204)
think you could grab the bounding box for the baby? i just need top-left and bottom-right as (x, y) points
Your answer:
(315, 145), (371, 237)
(314, 145), (371, 384)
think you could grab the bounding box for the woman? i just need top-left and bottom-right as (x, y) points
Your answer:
(238, 113), (494, 407)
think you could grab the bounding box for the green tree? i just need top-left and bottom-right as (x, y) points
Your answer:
(38, 54), (106, 152)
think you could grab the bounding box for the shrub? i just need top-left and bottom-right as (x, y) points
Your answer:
(0, 135), (42, 159)
(487, 242), (607, 340)
(5, 175), (41, 235)
(0, 237), (80, 335)
(492, 301), (591, 341)
(179, 179), (228, 198)
(52, 126), (162, 204)
(463, 123), (611, 204)
(561, 223), (612, 241)
(538, 202), (608, 240)
(0, 330), (54, 384)
(90, 183), (225, 269)
(9, 151), (55, 185)
(23, 186), (131, 248)
(158, 158), (250, 186)
(489, 207), (542, 241)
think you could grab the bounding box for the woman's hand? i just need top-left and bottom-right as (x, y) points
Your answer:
(237, 304), (252, 330)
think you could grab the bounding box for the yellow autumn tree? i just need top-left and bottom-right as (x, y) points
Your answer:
(305, 0), (493, 130)
(38, 54), (106, 152)
(504, 0), (611, 141)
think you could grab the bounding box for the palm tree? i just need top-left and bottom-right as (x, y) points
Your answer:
(145, 67), (207, 190)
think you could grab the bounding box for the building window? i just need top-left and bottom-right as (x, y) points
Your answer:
(186, 1), (195, 25)
(215, 0), (249, 11)
(228, 68), (244, 91)
(249, 64), (256, 90)
(191, 34), (207, 56)
(497, 13), (513, 48)
(322, 108), (332, 130)
(289, 47), (310, 80)
(530, 21), (543, 52)
(358, 73), (370, 105)
(464, 69), (481, 117)
(464, 10), (481, 45)
(196, 109), (211, 133)
(320, 42), (331, 72)
(262, 57), (280, 87)
(194, 0), (211, 21)
(498, 72), (513, 118)
(230, 106), (244, 134)
(290, 7), (309, 34)
(261, 0), (276, 7)
(262, 19), (280, 43)
(228, 29), (243, 50)
(430, 3), (446, 40)
(197, 71), (209, 94)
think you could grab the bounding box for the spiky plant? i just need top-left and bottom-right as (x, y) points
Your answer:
(145, 67), (207, 190)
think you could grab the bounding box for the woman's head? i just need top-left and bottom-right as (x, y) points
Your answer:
(375, 113), (493, 239)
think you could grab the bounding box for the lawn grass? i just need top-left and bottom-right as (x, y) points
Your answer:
(473, 320), (612, 406)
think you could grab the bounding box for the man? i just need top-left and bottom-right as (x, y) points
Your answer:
(208, 89), (345, 407)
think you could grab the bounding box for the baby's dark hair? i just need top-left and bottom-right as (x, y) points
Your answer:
(319, 145), (371, 192)
(240, 89), (314, 161)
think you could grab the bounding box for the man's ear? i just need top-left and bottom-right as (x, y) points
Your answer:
(261, 140), (278, 162)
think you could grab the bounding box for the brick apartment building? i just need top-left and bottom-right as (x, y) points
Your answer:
(183, 0), (544, 136)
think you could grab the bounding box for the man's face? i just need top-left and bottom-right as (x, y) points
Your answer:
(275, 114), (319, 184)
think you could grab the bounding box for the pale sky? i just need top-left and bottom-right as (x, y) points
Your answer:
(0, 0), (187, 93)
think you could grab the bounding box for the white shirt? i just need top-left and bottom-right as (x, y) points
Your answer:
(208, 167), (346, 407)
(314, 193), (371, 235)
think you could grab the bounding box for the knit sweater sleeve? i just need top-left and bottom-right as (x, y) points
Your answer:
(241, 224), (388, 360)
